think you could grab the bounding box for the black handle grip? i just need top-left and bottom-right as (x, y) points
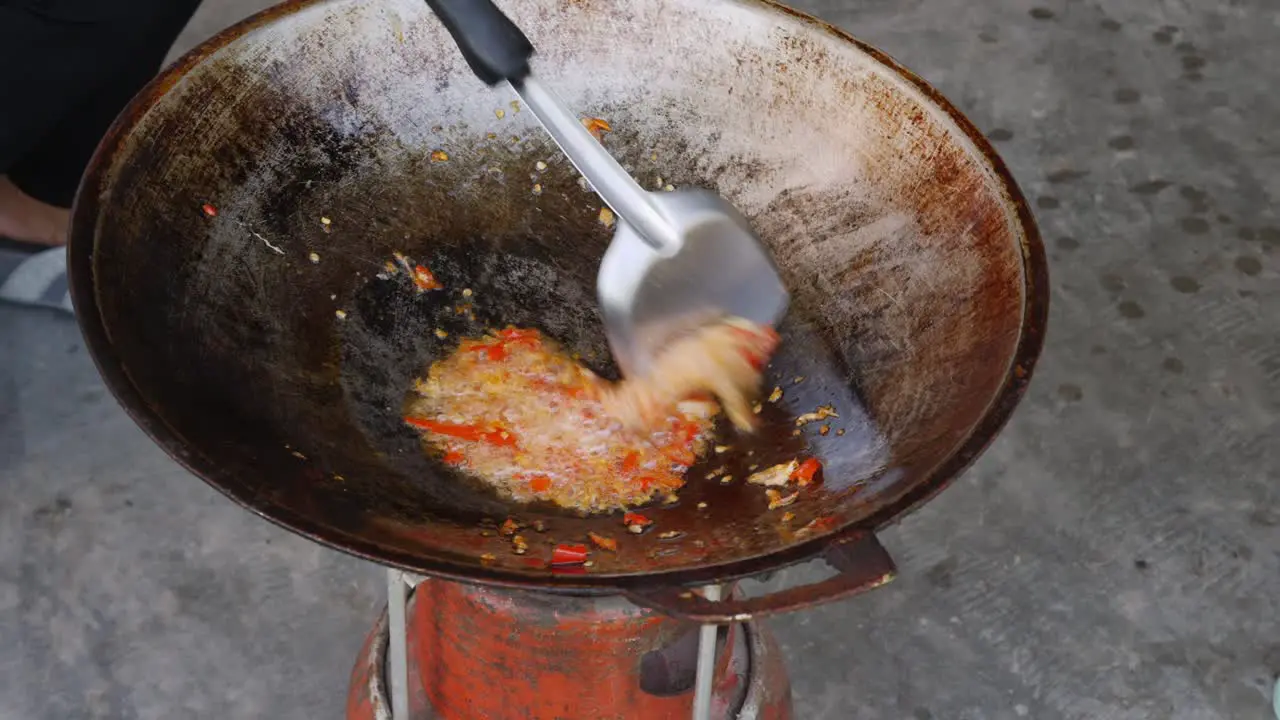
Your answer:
(423, 0), (534, 85)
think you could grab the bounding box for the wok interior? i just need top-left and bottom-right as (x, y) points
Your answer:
(77, 0), (1034, 582)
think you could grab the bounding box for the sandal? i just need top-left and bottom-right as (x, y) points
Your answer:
(0, 237), (74, 314)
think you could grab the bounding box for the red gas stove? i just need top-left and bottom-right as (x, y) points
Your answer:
(347, 571), (796, 720)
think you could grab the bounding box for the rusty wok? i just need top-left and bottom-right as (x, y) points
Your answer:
(68, 0), (1047, 620)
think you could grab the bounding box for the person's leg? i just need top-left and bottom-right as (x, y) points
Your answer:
(4, 0), (204, 216)
(0, 0), (201, 309)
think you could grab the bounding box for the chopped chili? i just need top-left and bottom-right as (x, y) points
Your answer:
(551, 543), (589, 565)
(404, 417), (518, 447)
(624, 512), (653, 534)
(201, 203), (218, 217)
(528, 474), (552, 493)
(623, 512), (652, 528)
(588, 532), (618, 552)
(581, 116), (612, 141)
(658, 444), (697, 467)
(465, 342), (508, 362)
(798, 515), (840, 536)
(442, 451), (465, 465)
(413, 264), (443, 291)
(636, 475), (682, 492)
(462, 329), (541, 363)
(499, 518), (519, 537)
(791, 457), (823, 486)
(672, 419), (702, 443)
(620, 451), (640, 473)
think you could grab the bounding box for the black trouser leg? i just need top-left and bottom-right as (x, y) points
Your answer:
(0, 0), (204, 208)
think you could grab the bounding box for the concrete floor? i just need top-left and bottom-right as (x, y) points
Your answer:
(3, 0), (1278, 718)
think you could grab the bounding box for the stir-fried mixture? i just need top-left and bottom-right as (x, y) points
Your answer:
(405, 321), (776, 513)
(604, 319), (779, 433)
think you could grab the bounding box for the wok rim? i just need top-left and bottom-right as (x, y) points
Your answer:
(67, 0), (1049, 592)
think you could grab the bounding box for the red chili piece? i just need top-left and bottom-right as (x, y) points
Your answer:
(413, 264), (443, 291)
(588, 532), (617, 552)
(201, 203), (218, 217)
(404, 416), (518, 447)
(791, 457), (823, 486)
(623, 512), (652, 528)
(551, 543), (589, 566)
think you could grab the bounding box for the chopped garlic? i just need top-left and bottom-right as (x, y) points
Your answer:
(748, 460), (799, 487)
(795, 405), (839, 426)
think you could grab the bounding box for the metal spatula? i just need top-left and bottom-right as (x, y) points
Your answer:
(424, 0), (790, 377)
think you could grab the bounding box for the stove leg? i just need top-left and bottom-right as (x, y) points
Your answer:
(386, 569), (411, 720)
(692, 584), (723, 720)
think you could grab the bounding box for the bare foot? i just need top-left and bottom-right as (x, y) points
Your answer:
(0, 176), (69, 247)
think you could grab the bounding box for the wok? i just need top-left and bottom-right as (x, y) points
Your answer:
(68, 0), (1047, 620)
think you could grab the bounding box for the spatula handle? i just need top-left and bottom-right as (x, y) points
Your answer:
(423, 0), (679, 252)
(422, 0), (533, 85)
(514, 77), (680, 252)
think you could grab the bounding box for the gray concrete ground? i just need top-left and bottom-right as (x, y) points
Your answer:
(3, 0), (1278, 718)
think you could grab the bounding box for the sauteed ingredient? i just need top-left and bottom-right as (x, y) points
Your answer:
(406, 318), (779, 512)
(795, 404), (838, 426)
(588, 532), (618, 552)
(406, 327), (714, 513)
(749, 457), (823, 488)
(765, 489), (799, 510)
(412, 264), (443, 291)
(747, 460), (798, 487)
(581, 116), (612, 141)
(624, 512), (653, 533)
(603, 318), (779, 433)
(792, 457), (823, 486)
(551, 543), (589, 565)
